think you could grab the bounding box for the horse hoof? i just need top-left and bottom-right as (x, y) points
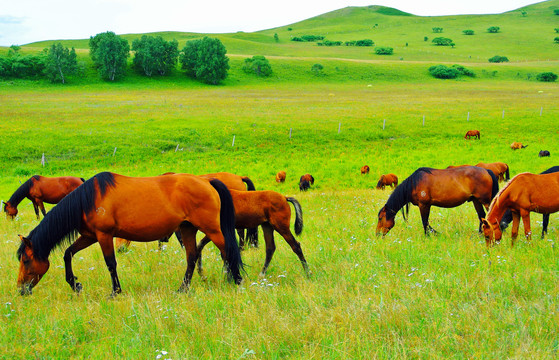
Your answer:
(74, 282), (83, 293)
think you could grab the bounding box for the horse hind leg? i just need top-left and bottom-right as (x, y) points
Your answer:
(472, 200), (486, 233)
(274, 223), (310, 277)
(541, 214), (550, 239)
(195, 236), (212, 280)
(260, 223), (276, 276)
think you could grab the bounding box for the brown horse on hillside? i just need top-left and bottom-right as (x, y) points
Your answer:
(4, 175), (84, 220)
(376, 174), (398, 190)
(475, 162), (510, 182)
(464, 130), (480, 139)
(196, 189), (309, 277)
(361, 165), (370, 174)
(377, 167), (499, 235)
(16, 172), (243, 296)
(511, 142), (527, 150)
(481, 171), (559, 246)
(276, 171), (286, 183)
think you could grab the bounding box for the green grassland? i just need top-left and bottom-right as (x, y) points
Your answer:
(1, 1), (559, 359)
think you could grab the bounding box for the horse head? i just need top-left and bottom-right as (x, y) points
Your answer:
(376, 206), (395, 236)
(481, 218), (502, 246)
(3, 201), (18, 220)
(17, 235), (50, 295)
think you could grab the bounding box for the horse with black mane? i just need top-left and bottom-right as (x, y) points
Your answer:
(16, 172), (244, 296)
(376, 166), (499, 235)
(4, 175), (84, 219)
(497, 166), (559, 240)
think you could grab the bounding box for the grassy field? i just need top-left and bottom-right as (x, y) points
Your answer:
(1, 1), (559, 359)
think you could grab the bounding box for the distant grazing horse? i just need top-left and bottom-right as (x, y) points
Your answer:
(376, 174), (398, 190)
(482, 171), (559, 246)
(499, 166), (559, 239)
(196, 189), (309, 277)
(4, 175), (84, 220)
(511, 142), (527, 150)
(539, 150), (550, 157)
(276, 171), (286, 183)
(475, 162), (510, 182)
(376, 166), (499, 235)
(361, 165), (370, 174)
(299, 174), (315, 191)
(464, 130), (480, 140)
(16, 172), (243, 296)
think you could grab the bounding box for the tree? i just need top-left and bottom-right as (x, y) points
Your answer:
(242, 55), (272, 77)
(488, 55), (509, 63)
(521, 11), (527, 17)
(462, 30), (474, 35)
(311, 63), (324, 76)
(274, 33), (279, 42)
(555, 28), (559, 33)
(432, 37), (453, 46)
(375, 46), (393, 55)
(432, 27), (443, 33)
(554, 9), (559, 15)
(487, 26), (500, 33)
(536, 72), (557, 82)
(180, 37), (229, 85)
(43, 43), (78, 83)
(555, 37), (559, 44)
(132, 35), (178, 77)
(89, 31), (130, 81)
(429, 65), (459, 79)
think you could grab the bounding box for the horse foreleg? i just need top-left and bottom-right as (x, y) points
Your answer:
(511, 211), (520, 246)
(178, 224), (198, 292)
(542, 214), (550, 239)
(38, 200), (47, 217)
(419, 205), (435, 234)
(274, 223), (309, 277)
(195, 236), (212, 280)
(260, 223), (277, 276)
(96, 232), (122, 297)
(31, 200), (40, 219)
(521, 211), (532, 242)
(237, 229), (246, 249)
(472, 200), (486, 233)
(64, 235), (97, 293)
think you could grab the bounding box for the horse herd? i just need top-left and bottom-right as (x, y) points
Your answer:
(5, 161), (559, 297)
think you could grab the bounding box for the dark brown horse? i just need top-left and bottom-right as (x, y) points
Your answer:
(361, 165), (370, 174)
(377, 167), (499, 235)
(4, 175), (84, 219)
(539, 150), (550, 157)
(16, 172), (243, 296)
(276, 171), (286, 183)
(482, 171), (559, 246)
(499, 166), (559, 238)
(299, 174), (315, 191)
(196, 189), (308, 277)
(376, 174), (398, 190)
(464, 130), (480, 139)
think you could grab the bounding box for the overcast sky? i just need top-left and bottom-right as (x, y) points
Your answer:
(0, 0), (543, 46)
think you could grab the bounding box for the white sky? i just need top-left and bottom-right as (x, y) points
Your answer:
(0, 0), (543, 46)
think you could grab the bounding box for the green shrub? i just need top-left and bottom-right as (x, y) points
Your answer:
(462, 30), (474, 35)
(452, 64), (475, 77)
(554, 37), (559, 44)
(375, 46), (394, 55)
(428, 65), (459, 79)
(536, 72), (558, 82)
(432, 27), (443, 33)
(487, 26), (500, 33)
(311, 63), (324, 76)
(243, 55), (273, 77)
(432, 37), (453, 46)
(488, 55), (509, 63)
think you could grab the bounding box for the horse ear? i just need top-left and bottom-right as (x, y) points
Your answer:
(18, 234), (32, 248)
(481, 218), (490, 227)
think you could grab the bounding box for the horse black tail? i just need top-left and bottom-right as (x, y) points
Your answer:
(486, 169), (499, 200)
(522, 144), (528, 148)
(242, 176), (259, 245)
(209, 179), (244, 284)
(287, 197), (303, 235)
(505, 166), (510, 181)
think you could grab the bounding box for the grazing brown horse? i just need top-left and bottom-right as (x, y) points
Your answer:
(276, 171), (286, 183)
(499, 166), (559, 239)
(4, 175), (84, 219)
(299, 174), (314, 191)
(361, 165), (370, 174)
(481, 171), (559, 246)
(376, 167), (499, 235)
(475, 162), (510, 182)
(376, 174), (398, 190)
(196, 189), (309, 277)
(464, 130), (480, 139)
(16, 172), (243, 296)
(511, 142), (527, 150)
(539, 150), (550, 157)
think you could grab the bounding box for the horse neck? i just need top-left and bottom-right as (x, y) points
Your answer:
(486, 195), (509, 225)
(7, 177), (36, 206)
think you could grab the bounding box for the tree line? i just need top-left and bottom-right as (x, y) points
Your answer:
(0, 32), (233, 85)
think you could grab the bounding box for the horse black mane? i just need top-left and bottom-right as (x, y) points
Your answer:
(380, 167), (433, 221)
(7, 175), (40, 206)
(17, 172), (116, 261)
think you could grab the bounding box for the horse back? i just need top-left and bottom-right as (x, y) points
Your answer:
(200, 172), (246, 191)
(229, 189), (289, 228)
(28, 176), (83, 203)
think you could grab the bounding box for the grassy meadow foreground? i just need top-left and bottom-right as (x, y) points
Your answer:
(0, 77), (558, 358)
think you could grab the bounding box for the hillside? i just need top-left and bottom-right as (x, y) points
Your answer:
(14, 0), (559, 64)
